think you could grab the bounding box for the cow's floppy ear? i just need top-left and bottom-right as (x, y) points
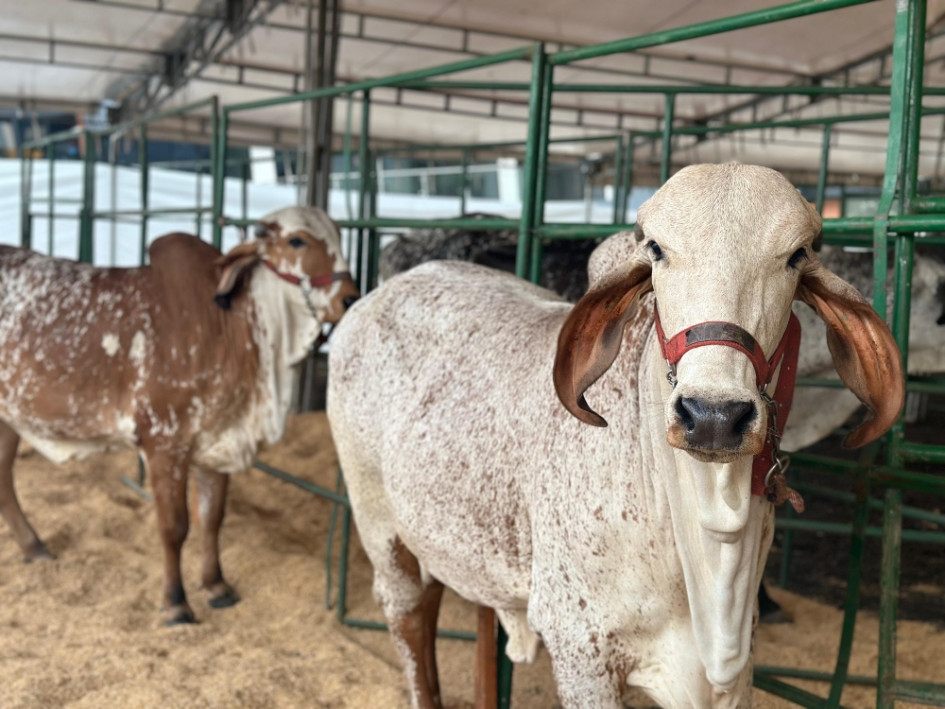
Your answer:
(796, 262), (904, 447)
(554, 262), (652, 427)
(215, 241), (261, 310)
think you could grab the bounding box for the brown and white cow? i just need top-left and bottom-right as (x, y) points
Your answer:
(0, 206), (359, 625)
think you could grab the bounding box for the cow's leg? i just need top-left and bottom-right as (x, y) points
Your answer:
(0, 420), (53, 561)
(540, 627), (624, 709)
(143, 444), (195, 625)
(195, 466), (239, 609)
(372, 536), (443, 709)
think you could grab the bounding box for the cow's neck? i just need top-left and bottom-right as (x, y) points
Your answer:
(641, 332), (773, 692)
(246, 268), (323, 443)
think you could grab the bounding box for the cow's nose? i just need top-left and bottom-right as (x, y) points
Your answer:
(675, 397), (756, 450)
(342, 295), (360, 310)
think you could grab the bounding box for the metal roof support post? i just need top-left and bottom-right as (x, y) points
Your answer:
(459, 148), (468, 216)
(516, 43), (547, 281)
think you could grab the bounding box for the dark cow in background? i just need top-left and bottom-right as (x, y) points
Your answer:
(379, 213), (597, 303)
(0, 206), (359, 625)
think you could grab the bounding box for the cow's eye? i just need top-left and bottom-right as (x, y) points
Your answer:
(289, 237), (306, 249)
(788, 247), (807, 269)
(648, 241), (664, 261)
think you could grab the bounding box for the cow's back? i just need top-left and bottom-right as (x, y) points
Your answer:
(0, 236), (253, 461)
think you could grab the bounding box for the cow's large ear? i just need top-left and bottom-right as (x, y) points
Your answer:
(554, 262), (652, 427)
(215, 241), (261, 309)
(796, 262), (904, 447)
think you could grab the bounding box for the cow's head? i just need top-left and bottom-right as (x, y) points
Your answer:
(214, 206), (360, 324)
(555, 163), (903, 453)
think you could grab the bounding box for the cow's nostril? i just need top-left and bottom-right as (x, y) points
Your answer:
(676, 397), (756, 450)
(730, 400), (756, 436)
(342, 295), (360, 309)
(675, 398), (697, 432)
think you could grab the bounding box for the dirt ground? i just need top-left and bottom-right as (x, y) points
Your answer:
(0, 412), (942, 709)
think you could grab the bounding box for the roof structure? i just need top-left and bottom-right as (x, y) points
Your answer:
(3, 0), (945, 180)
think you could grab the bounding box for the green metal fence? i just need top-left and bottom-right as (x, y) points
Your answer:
(19, 97), (219, 265)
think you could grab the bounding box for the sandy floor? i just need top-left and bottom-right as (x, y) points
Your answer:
(0, 412), (942, 708)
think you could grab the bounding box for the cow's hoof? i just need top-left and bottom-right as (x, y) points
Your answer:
(208, 584), (240, 609)
(23, 542), (56, 563)
(164, 606), (198, 627)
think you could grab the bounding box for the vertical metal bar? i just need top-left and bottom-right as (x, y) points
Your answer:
(212, 105), (226, 250)
(459, 148), (468, 216)
(529, 237), (544, 285)
(612, 133), (624, 224)
(45, 145), (55, 255)
(877, 488), (903, 709)
(622, 132), (635, 220)
(533, 64), (554, 229)
(19, 145), (31, 249)
(358, 91), (372, 292)
(195, 165), (203, 240)
(889, 233), (915, 465)
(336, 504), (352, 622)
(901, 0), (927, 212)
(660, 93), (676, 185)
(816, 123), (832, 213)
(516, 43), (547, 280)
(139, 126), (149, 265)
(79, 130), (96, 264)
(241, 160), (250, 227)
(826, 446), (875, 706)
(109, 139), (118, 265)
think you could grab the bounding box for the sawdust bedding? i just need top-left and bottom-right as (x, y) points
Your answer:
(0, 412), (941, 708)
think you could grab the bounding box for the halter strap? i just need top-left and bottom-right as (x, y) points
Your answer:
(262, 259), (352, 289)
(654, 309), (802, 501)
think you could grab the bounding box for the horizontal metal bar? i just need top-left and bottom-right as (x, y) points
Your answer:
(755, 666), (876, 686)
(552, 83), (912, 95)
(30, 197), (84, 204)
(787, 453), (945, 494)
(342, 617), (476, 641)
(899, 442), (945, 464)
(91, 207), (213, 218)
(774, 518), (945, 543)
(225, 45), (535, 114)
(890, 680), (945, 704)
(549, 0), (879, 65)
(335, 217), (519, 231)
(752, 671), (830, 708)
(791, 481), (945, 525)
(796, 376), (945, 394)
(376, 133), (623, 156)
(28, 212), (80, 220)
(911, 196), (945, 213)
(252, 461), (351, 507)
(22, 126), (82, 150)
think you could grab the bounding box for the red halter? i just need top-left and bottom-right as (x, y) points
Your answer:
(262, 259), (352, 289)
(654, 309), (803, 508)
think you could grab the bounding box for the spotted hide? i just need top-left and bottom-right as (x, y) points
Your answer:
(0, 206), (358, 625)
(327, 165), (903, 709)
